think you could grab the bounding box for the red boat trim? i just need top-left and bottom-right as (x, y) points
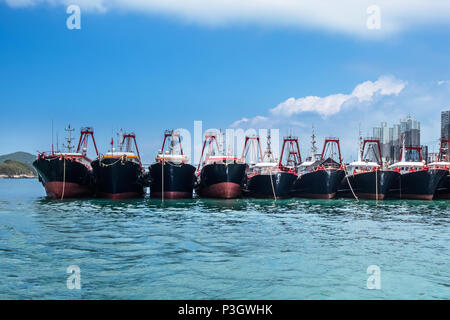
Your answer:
(339, 192), (386, 200)
(97, 192), (144, 200)
(44, 181), (90, 199)
(293, 192), (336, 199)
(246, 194), (292, 199)
(197, 182), (242, 199)
(151, 191), (193, 199)
(400, 194), (434, 200)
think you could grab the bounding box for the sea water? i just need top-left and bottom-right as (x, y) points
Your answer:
(0, 179), (448, 299)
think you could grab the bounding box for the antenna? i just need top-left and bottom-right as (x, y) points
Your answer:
(401, 134), (406, 162)
(358, 124), (362, 162)
(56, 131), (59, 153)
(311, 126), (317, 160)
(264, 129), (274, 162)
(117, 129), (124, 152)
(63, 124), (75, 153)
(51, 119), (54, 154)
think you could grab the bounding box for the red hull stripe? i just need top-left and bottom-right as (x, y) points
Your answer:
(400, 194), (434, 200)
(339, 192), (386, 200)
(197, 182), (242, 199)
(44, 182), (90, 199)
(97, 192), (144, 200)
(151, 191), (193, 199)
(293, 192), (336, 199)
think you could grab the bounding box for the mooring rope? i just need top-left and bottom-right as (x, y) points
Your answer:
(61, 157), (66, 200)
(269, 168), (277, 201)
(375, 168), (378, 205)
(161, 159), (164, 202)
(344, 166), (359, 202)
(100, 156), (125, 167)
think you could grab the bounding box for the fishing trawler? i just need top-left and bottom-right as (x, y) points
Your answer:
(195, 132), (247, 199)
(92, 132), (146, 199)
(33, 126), (98, 199)
(338, 138), (399, 200)
(244, 133), (298, 199)
(387, 140), (447, 200)
(429, 138), (450, 199)
(292, 133), (345, 199)
(149, 130), (196, 199)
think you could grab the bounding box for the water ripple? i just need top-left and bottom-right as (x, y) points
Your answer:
(0, 180), (449, 299)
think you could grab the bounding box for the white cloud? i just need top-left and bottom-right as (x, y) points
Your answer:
(438, 80), (450, 86)
(230, 117), (249, 128)
(4, 0), (106, 11)
(230, 78), (447, 160)
(4, 0), (450, 36)
(351, 76), (406, 101)
(4, 0), (36, 7)
(231, 115), (268, 128)
(270, 75), (407, 117)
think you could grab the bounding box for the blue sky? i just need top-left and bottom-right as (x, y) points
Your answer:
(0, 1), (449, 163)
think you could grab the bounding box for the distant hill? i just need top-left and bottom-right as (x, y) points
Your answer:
(0, 152), (37, 178)
(0, 160), (37, 178)
(0, 151), (36, 167)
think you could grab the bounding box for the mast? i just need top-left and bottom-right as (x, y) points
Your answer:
(311, 126), (317, 161)
(240, 135), (263, 164)
(56, 131), (59, 153)
(121, 132), (141, 161)
(321, 137), (342, 165)
(51, 119), (54, 154)
(361, 138), (383, 166)
(264, 130), (274, 162)
(401, 136), (406, 162)
(279, 136), (301, 168)
(76, 127), (99, 157)
(170, 131), (176, 155)
(358, 125), (362, 162)
(63, 124), (75, 153)
(117, 129), (124, 152)
(197, 132), (221, 171)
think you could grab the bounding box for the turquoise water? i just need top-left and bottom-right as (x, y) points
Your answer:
(0, 179), (448, 299)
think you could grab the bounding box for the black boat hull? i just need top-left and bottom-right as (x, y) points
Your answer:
(435, 174), (450, 199)
(33, 157), (93, 199)
(292, 169), (345, 199)
(196, 163), (247, 199)
(388, 169), (448, 200)
(149, 162), (196, 199)
(246, 171), (297, 199)
(337, 171), (400, 200)
(92, 158), (145, 199)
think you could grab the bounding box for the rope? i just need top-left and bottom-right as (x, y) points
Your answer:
(375, 168), (378, 205)
(344, 166), (359, 202)
(99, 157), (123, 167)
(269, 168), (277, 201)
(161, 159), (164, 202)
(61, 157), (66, 200)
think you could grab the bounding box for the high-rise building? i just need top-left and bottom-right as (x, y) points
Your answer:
(441, 110), (450, 160)
(370, 116), (421, 163)
(441, 110), (450, 139)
